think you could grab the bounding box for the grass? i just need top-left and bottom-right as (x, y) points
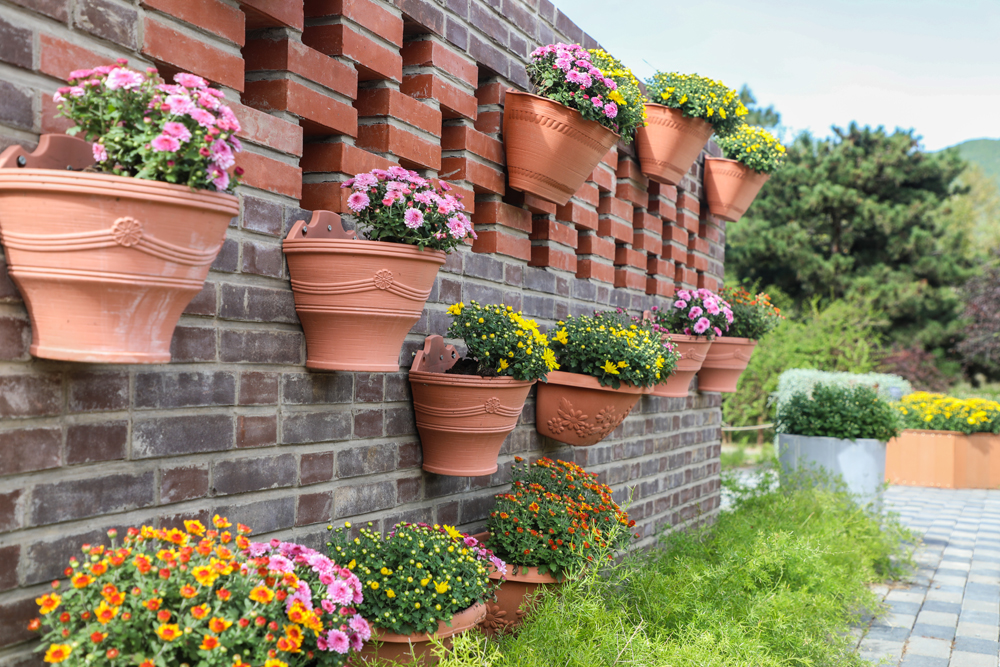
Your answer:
(721, 442), (777, 469)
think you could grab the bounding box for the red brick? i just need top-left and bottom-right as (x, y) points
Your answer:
(301, 451), (334, 485)
(615, 246), (646, 269)
(301, 141), (392, 174)
(615, 180), (647, 207)
(402, 38), (477, 88)
(693, 237), (710, 254)
(358, 88), (440, 136)
(0, 428), (60, 475)
(633, 230), (662, 255)
(239, 0), (304, 30)
(677, 266), (698, 287)
(647, 275), (675, 297)
(472, 230), (530, 261)
(615, 157), (646, 184)
(357, 123), (441, 170)
(402, 73), (477, 120)
(141, 0), (244, 45)
(597, 217), (633, 244)
(305, 0), (403, 47)
(633, 211), (662, 233)
(475, 81), (505, 106)
(615, 267), (646, 290)
(244, 38), (357, 98)
(597, 196), (633, 222)
(530, 219), (577, 248)
(647, 255), (672, 275)
(474, 110), (500, 134)
(662, 243), (687, 263)
(0, 316), (28, 360)
(600, 147), (618, 170)
(556, 201), (598, 231)
(237, 151), (302, 199)
(39, 34), (113, 80)
(504, 190), (556, 215)
(576, 259), (614, 283)
(233, 102), (303, 156)
(687, 253), (708, 272)
(472, 201), (530, 233)
(679, 209), (700, 233)
(573, 181), (600, 207)
(142, 17), (244, 91)
(677, 191), (700, 215)
(700, 222), (721, 243)
(590, 163), (615, 193)
(161, 465), (210, 504)
(577, 233), (615, 260)
(440, 156), (503, 194)
(301, 182), (351, 213)
(699, 274), (720, 291)
(297, 491), (334, 526)
(649, 181), (677, 201)
(530, 246), (576, 271)
(650, 196), (677, 222)
(664, 224), (689, 244)
(441, 125), (503, 164)
(244, 79), (357, 137)
(303, 23), (402, 82)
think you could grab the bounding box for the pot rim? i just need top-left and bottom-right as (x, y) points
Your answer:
(370, 601), (487, 643)
(710, 336), (756, 345)
(504, 90), (621, 141)
(408, 369), (535, 388)
(282, 236), (448, 262)
(664, 333), (713, 344)
(704, 156), (771, 178)
(896, 429), (967, 436)
(540, 370), (646, 394)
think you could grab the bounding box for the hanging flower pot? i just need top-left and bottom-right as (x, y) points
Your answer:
(355, 602), (487, 665)
(697, 336), (757, 393)
(635, 104), (713, 185)
(703, 157), (770, 222)
(535, 371), (644, 446)
(409, 335), (534, 476)
(651, 334), (713, 398)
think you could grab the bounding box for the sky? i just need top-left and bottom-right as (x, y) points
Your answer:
(554, 0), (1000, 151)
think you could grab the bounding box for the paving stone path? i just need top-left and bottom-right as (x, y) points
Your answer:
(857, 486), (1000, 667)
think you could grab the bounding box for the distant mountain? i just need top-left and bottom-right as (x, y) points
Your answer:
(950, 138), (1000, 188)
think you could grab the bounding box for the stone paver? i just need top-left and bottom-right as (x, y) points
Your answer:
(856, 487), (1000, 667)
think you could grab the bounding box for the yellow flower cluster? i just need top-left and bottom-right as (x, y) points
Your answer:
(645, 72), (747, 134)
(588, 48), (647, 140)
(715, 124), (786, 174)
(897, 392), (1000, 434)
(446, 301), (557, 381)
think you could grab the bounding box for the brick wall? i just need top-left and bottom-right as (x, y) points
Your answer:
(0, 0), (727, 661)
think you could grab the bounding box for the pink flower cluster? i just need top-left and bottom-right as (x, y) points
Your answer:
(670, 288), (733, 336)
(529, 43), (618, 119)
(244, 539), (370, 654)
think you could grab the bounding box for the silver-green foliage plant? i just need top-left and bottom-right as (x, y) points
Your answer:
(775, 368), (912, 412)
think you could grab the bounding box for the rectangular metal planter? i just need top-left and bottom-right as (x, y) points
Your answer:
(886, 429), (1000, 489)
(777, 433), (886, 503)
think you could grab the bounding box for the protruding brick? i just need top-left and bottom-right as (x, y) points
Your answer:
(677, 191), (700, 215)
(530, 246), (576, 272)
(357, 124), (441, 170)
(615, 180), (647, 207)
(304, 23), (402, 82)
(240, 0), (304, 30)
(140, 0), (245, 45)
(577, 233), (615, 260)
(647, 256), (672, 276)
(633, 210), (662, 233)
(474, 110), (500, 134)
(358, 88), (441, 136)
(237, 151), (302, 199)
(647, 275), (676, 297)
(402, 73), (477, 120)
(233, 102), (303, 156)
(615, 157), (646, 183)
(679, 209), (700, 233)
(301, 141), (392, 174)
(662, 243), (687, 263)
(529, 219), (577, 248)
(590, 164), (615, 193)
(698, 274), (720, 291)
(633, 230), (662, 255)
(243, 79), (357, 137)
(556, 201), (598, 231)
(677, 266), (698, 287)
(597, 217), (633, 244)
(402, 38), (477, 88)
(306, 0), (404, 47)
(472, 201), (531, 233)
(615, 267), (646, 290)
(472, 230), (530, 261)
(597, 196), (634, 222)
(615, 246), (646, 270)
(441, 125), (503, 164)
(244, 38), (357, 98)
(142, 17), (244, 91)
(39, 34), (112, 80)
(664, 224), (689, 244)
(440, 156), (503, 194)
(576, 258), (614, 283)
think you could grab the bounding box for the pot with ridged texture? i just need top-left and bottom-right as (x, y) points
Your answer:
(409, 336), (534, 476)
(535, 370), (644, 446)
(283, 211), (445, 372)
(651, 334), (713, 398)
(355, 602), (486, 665)
(503, 91), (620, 206)
(696, 336), (757, 393)
(0, 135), (237, 363)
(703, 157), (770, 222)
(635, 104), (713, 185)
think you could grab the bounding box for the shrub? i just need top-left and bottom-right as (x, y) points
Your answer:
(549, 313), (676, 388)
(585, 49), (647, 141)
(776, 383), (901, 441)
(445, 301), (556, 381)
(649, 288), (732, 337)
(878, 344), (952, 392)
(897, 391), (1000, 434)
(484, 457), (636, 577)
(28, 516), (368, 667)
(719, 286), (783, 339)
(326, 523), (502, 636)
(342, 167), (473, 252)
(774, 368), (912, 412)
(714, 125), (786, 174)
(55, 63), (242, 191)
(956, 264), (1000, 374)
(643, 72), (747, 134)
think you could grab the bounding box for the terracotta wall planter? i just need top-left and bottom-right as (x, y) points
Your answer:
(886, 430), (1000, 489)
(535, 370), (644, 446)
(409, 336), (534, 477)
(696, 336), (756, 393)
(503, 91), (620, 206)
(651, 333), (713, 398)
(355, 602), (486, 665)
(0, 137), (237, 363)
(703, 157), (770, 222)
(283, 211), (445, 372)
(635, 104), (713, 185)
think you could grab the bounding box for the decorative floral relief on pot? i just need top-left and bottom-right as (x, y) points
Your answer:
(355, 602), (487, 665)
(535, 370), (644, 447)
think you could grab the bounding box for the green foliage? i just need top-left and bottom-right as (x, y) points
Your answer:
(715, 125), (787, 175)
(953, 138), (1000, 189)
(738, 85), (781, 129)
(775, 368), (912, 412)
(776, 383), (902, 441)
(719, 286), (784, 339)
(445, 301), (556, 381)
(644, 72), (747, 134)
(727, 123), (976, 351)
(549, 313), (676, 389)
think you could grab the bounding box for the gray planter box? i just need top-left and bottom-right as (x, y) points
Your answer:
(777, 433), (886, 503)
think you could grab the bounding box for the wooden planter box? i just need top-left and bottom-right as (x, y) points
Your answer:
(886, 429), (1000, 489)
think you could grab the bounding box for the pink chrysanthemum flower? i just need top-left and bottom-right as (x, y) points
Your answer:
(150, 134), (180, 152)
(404, 208), (425, 229)
(347, 192), (370, 213)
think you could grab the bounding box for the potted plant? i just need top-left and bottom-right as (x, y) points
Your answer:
(504, 43), (645, 205)
(283, 168), (474, 372)
(704, 124), (786, 222)
(0, 63), (242, 363)
(409, 301), (558, 477)
(888, 392), (1000, 489)
(697, 286), (783, 393)
(27, 516), (368, 666)
(476, 456), (637, 635)
(537, 311), (677, 446)
(326, 522), (504, 665)
(776, 383), (901, 502)
(636, 71), (747, 185)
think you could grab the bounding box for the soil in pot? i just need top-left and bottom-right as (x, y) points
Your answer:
(696, 336), (757, 393)
(635, 104), (714, 185)
(535, 370), (644, 446)
(703, 157), (770, 222)
(354, 602), (487, 665)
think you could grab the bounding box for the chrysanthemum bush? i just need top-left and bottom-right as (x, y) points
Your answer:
(715, 124), (787, 174)
(650, 288), (733, 338)
(445, 301), (557, 381)
(644, 72), (747, 135)
(585, 49), (647, 141)
(484, 457), (637, 577)
(719, 286), (783, 339)
(897, 392), (1000, 434)
(28, 516), (369, 667)
(327, 523), (503, 636)
(342, 167), (473, 252)
(54, 62), (242, 191)
(549, 312), (676, 389)
(526, 43), (643, 138)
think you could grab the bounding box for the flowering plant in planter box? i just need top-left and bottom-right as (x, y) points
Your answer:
(714, 125), (786, 174)
(342, 167), (474, 252)
(485, 457), (637, 577)
(445, 300), (558, 381)
(54, 62), (242, 191)
(586, 49), (648, 141)
(526, 43), (642, 138)
(549, 312), (676, 389)
(651, 288), (733, 338)
(897, 392), (1000, 434)
(27, 516), (368, 667)
(327, 523), (503, 636)
(719, 286), (783, 339)
(644, 72), (747, 135)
